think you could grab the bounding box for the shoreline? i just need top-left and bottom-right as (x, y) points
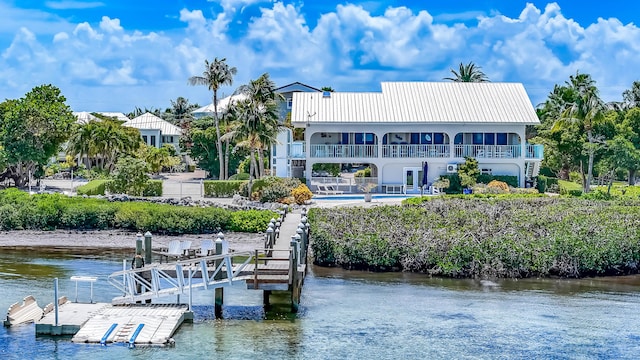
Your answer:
(0, 229), (265, 253)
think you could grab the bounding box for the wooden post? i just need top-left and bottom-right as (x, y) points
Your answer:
(214, 239), (224, 319)
(296, 227), (305, 264)
(144, 231), (152, 265)
(263, 290), (271, 310)
(290, 238), (300, 313)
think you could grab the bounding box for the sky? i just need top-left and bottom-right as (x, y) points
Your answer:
(1, 0), (640, 112)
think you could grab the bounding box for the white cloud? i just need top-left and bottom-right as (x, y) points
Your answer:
(99, 16), (123, 33)
(45, 1), (104, 10)
(1, 1), (640, 110)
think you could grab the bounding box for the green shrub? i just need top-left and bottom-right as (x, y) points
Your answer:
(204, 180), (246, 197)
(537, 175), (548, 193)
(142, 180), (163, 197)
(440, 174), (462, 194)
(354, 167), (372, 178)
(228, 209), (276, 233)
(229, 173), (250, 181)
(291, 184), (313, 205)
(76, 180), (111, 196)
(559, 180), (582, 196)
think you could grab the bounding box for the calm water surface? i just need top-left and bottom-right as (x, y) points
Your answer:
(0, 249), (639, 359)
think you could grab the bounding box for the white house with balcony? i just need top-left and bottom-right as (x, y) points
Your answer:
(285, 82), (543, 193)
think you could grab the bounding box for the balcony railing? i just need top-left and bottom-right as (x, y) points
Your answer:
(289, 141), (306, 159)
(382, 144), (450, 158)
(306, 143), (543, 160)
(310, 144), (378, 158)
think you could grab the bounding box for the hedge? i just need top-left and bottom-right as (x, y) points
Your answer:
(203, 180), (247, 197)
(476, 174), (518, 188)
(558, 180), (582, 196)
(0, 188), (273, 234)
(77, 180), (111, 196)
(142, 180), (163, 197)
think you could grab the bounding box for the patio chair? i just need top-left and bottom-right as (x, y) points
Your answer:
(181, 240), (194, 258)
(197, 239), (215, 257)
(155, 240), (183, 263)
(316, 185), (330, 195)
(326, 186), (344, 195)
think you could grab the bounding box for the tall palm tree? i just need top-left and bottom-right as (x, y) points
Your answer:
(444, 62), (490, 82)
(552, 72), (606, 192)
(188, 58), (237, 179)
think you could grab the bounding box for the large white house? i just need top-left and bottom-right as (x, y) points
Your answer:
(279, 82), (543, 193)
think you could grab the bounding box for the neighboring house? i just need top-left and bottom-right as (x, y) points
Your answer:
(96, 112), (130, 122)
(192, 94), (248, 119)
(123, 112), (182, 153)
(284, 82), (543, 192)
(271, 82), (321, 178)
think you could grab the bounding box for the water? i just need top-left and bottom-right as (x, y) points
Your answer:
(314, 194), (413, 201)
(1, 249), (640, 359)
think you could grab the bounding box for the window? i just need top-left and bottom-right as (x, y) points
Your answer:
(150, 136), (156, 147)
(410, 133), (420, 144)
(484, 133), (495, 145)
(355, 133), (364, 144)
(497, 133), (508, 145)
(142, 135), (148, 144)
(287, 98), (293, 109)
(433, 133), (444, 144)
(342, 133), (349, 145)
(365, 133), (375, 144)
(472, 133), (483, 145)
(421, 133), (432, 144)
(454, 133), (463, 144)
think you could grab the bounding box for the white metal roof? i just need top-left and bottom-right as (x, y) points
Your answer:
(291, 82), (540, 125)
(192, 93), (248, 115)
(73, 111), (99, 124)
(124, 112), (181, 136)
(97, 112), (130, 122)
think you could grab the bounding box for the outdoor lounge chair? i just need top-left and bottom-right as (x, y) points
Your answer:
(181, 240), (194, 258)
(326, 186), (344, 195)
(316, 185), (331, 195)
(155, 240), (183, 263)
(197, 239), (215, 256)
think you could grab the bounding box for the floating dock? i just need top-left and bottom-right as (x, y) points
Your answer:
(36, 302), (191, 346)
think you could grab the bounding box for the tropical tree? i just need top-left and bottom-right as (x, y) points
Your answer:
(551, 72), (606, 192)
(223, 73), (284, 194)
(623, 81), (640, 109)
(106, 156), (150, 196)
(0, 85), (76, 187)
(444, 62), (490, 82)
(188, 58), (237, 179)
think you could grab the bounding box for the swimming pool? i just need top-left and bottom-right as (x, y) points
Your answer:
(313, 194), (416, 200)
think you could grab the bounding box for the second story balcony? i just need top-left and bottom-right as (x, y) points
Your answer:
(310, 144), (378, 158)
(382, 144), (450, 158)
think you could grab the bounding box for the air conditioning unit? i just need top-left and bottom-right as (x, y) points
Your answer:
(446, 163), (458, 173)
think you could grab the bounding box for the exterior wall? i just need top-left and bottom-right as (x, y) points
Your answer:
(302, 122), (530, 187)
(272, 129), (292, 177)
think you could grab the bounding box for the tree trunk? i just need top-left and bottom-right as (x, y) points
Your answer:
(629, 169), (636, 186)
(257, 149), (265, 177)
(224, 139), (231, 180)
(585, 130), (594, 193)
(213, 92), (224, 180)
(251, 150), (259, 180)
(248, 148), (255, 198)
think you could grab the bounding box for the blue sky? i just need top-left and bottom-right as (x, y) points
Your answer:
(1, 0), (640, 112)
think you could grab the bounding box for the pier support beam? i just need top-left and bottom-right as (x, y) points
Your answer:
(263, 290), (271, 310)
(214, 238), (224, 319)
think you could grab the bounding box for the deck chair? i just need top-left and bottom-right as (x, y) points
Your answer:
(316, 185), (330, 195)
(197, 239), (215, 256)
(155, 240), (183, 263)
(181, 240), (194, 258)
(326, 186), (344, 195)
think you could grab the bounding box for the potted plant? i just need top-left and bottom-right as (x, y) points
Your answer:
(359, 182), (377, 202)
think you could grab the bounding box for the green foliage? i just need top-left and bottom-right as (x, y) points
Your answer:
(76, 180), (111, 196)
(106, 156), (150, 196)
(203, 180), (246, 197)
(440, 174), (462, 194)
(142, 180), (163, 197)
(312, 163), (340, 177)
(537, 175), (548, 193)
(457, 157), (480, 188)
(240, 177), (301, 203)
(311, 197), (640, 277)
(229, 173), (250, 180)
(354, 167), (372, 178)
(559, 180), (583, 196)
(228, 209), (276, 233)
(0, 85), (76, 186)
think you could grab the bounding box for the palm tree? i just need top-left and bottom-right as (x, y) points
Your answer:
(552, 72), (606, 192)
(444, 62), (490, 82)
(188, 58), (237, 179)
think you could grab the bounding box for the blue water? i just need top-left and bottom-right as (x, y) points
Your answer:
(1, 249), (640, 359)
(314, 194), (414, 200)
